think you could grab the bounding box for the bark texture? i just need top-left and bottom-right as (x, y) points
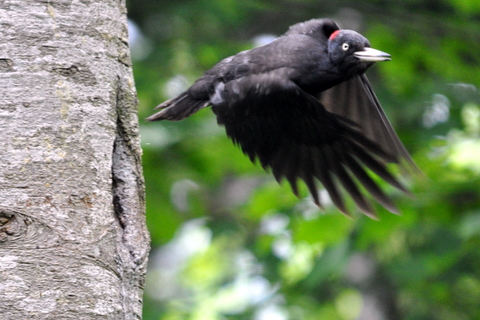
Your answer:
(0, 1), (149, 319)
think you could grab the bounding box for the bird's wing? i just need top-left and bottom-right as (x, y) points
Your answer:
(211, 71), (408, 217)
(318, 74), (416, 169)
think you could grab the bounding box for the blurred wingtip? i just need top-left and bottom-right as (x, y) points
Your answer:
(145, 113), (161, 122)
(363, 209), (379, 220)
(146, 108), (172, 121)
(311, 192), (324, 210)
(339, 207), (353, 219)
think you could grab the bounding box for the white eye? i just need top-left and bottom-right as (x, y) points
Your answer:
(342, 43), (349, 51)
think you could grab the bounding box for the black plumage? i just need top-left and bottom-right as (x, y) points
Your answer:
(147, 19), (416, 217)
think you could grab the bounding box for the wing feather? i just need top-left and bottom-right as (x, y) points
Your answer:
(319, 74), (416, 170)
(212, 71), (409, 215)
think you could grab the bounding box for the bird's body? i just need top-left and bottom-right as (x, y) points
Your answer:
(148, 19), (416, 217)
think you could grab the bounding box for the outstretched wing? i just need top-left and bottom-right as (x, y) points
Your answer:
(211, 71), (408, 217)
(319, 74), (416, 170)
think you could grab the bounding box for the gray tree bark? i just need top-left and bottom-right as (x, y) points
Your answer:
(0, 1), (149, 319)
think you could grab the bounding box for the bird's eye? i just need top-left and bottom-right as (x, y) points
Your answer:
(342, 43), (349, 51)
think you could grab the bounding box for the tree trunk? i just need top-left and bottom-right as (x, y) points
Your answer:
(0, 1), (149, 319)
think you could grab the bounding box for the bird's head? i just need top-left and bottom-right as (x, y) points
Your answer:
(327, 29), (391, 76)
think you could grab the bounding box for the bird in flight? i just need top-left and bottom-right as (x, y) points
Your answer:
(147, 19), (416, 218)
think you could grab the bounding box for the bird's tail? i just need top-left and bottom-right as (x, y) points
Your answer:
(146, 93), (209, 121)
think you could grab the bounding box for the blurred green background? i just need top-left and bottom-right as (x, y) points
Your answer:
(126, 1), (480, 319)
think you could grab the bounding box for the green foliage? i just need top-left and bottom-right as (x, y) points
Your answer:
(129, 1), (480, 319)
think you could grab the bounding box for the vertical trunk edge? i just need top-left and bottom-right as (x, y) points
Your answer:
(112, 73), (150, 319)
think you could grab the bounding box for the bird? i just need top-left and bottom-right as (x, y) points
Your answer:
(147, 18), (417, 218)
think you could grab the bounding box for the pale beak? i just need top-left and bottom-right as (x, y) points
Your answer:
(354, 47), (391, 62)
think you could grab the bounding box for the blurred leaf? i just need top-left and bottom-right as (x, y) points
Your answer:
(292, 214), (353, 245)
